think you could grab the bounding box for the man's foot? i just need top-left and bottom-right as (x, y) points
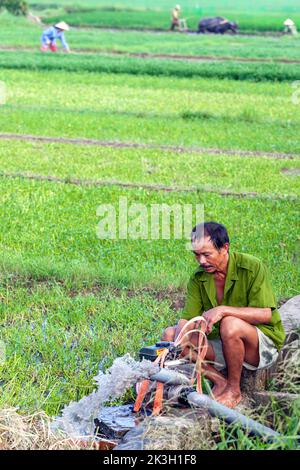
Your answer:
(211, 378), (228, 399)
(215, 386), (242, 408)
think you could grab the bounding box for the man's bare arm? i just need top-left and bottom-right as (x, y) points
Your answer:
(203, 306), (272, 334)
(221, 306), (272, 324)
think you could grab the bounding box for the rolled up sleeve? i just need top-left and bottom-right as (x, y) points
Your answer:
(247, 262), (277, 310)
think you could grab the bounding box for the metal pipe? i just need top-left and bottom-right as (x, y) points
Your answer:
(148, 370), (281, 442)
(149, 369), (191, 386)
(186, 391), (281, 442)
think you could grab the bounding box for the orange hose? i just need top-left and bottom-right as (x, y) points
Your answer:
(133, 379), (151, 412)
(133, 350), (167, 413)
(152, 381), (164, 416)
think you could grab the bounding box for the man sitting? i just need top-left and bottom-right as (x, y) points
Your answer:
(163, 222), (286, 408)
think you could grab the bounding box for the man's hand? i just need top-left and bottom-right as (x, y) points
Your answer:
(203, 306), (225, 334)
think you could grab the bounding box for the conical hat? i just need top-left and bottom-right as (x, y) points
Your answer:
(284, 18), (294, 26)
(55, 21), (70, 31)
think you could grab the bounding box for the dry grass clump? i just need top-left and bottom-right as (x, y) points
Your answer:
(273, 337), (300, 394)
(141, 410), (217, 450)
(0, 407), (94, 450)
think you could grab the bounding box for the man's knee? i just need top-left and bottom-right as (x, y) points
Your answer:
(162, 319), (187, 342)
(177, 319), (188, 330)
(220, 316), (244, 340)
(162, 326), (176, 341)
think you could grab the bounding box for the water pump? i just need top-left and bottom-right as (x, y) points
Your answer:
(139, 341), (182, 363)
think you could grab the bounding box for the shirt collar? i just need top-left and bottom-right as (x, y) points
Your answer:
(195, 252), (239, 306)
(226, 251), (239, 281)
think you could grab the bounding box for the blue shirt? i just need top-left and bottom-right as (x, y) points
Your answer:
(41, 26), (69, 50)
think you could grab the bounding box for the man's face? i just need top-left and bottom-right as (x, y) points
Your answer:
(191, 236), (229, 273)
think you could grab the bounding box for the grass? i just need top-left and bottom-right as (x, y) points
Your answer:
(1, 69), (300, 154)
(0, 178), (298, 298)
(30, 0), (300, 33)
(0, 282), (177, 414)
(44, 9), (300, 33)
(28, 0), (300, 11)
(0, 140), (299, 197)
(1, 107), (298, 154)
(0, 407), (86, 449)
(0, 2), (299, 450)
(1, 48), (300, 83)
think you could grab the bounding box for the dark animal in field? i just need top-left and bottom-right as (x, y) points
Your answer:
(198, 17), (238, 34)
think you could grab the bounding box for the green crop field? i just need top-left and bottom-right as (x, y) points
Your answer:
(2, 13), (300, 63)
(3, 50), (300, 82)
(44, 10), (300, 34)
(0, 3), (299, 450)
(30, 0), (300, 33)
(1, 69), (300, 154)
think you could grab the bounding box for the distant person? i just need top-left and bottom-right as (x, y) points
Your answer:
(40, 22), (71, 53)
(284, 19), (298, 36)
(170, 5), (182, 31)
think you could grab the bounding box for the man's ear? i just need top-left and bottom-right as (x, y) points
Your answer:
(222, 243), (230, 254)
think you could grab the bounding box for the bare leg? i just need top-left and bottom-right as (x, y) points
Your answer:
(198, 341), (227, 397)
(216, 316), (259, 408)
(181, 339), (228, 397)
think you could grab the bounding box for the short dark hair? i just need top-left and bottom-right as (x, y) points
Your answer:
(191, 222), (229, 250)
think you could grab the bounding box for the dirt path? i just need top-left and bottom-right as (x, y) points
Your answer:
(0, 133), (298, 160)
(1, 45), (299, 65)
(0, 170), (297, 201)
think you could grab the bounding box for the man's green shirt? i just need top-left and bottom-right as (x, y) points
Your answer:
(182, 252), (286, 351)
